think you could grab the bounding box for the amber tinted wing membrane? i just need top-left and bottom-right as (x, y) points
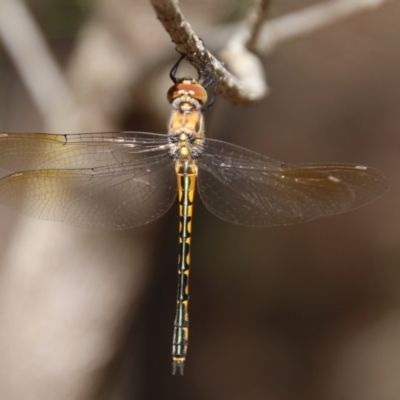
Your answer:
(0, 132), (177, 229)
(280, 163), (389, 211)
(0, 132), (171, 171)
(196, 139), (389, 227)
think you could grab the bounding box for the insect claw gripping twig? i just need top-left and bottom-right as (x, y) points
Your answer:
(169, 45), (219, 111)
(170, 48), (186, 83)
(191, 48), (219, 111)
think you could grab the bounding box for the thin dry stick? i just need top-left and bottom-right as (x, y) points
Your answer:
(151, 0), (262, 104)
(151, 0), (393, 104)
(220, 0), (272, 103)
(0, 0), (80, 130)
(241, 0), (272, 50)
(1, 0), (394, 118)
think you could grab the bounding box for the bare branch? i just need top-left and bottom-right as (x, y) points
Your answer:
(0, 0), (80, 131)
(151, 0), (265, 104)
(0, 0), (393, 120)
(242, 0), (272, 50)
(219, 0), (272, 104)
(151, 0), (392, 105)
(255, 0), (395, 55)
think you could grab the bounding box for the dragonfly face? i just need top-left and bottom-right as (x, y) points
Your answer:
(0, 55), (389, 376)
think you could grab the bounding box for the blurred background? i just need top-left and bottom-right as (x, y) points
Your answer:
(0, 0), (398, 399)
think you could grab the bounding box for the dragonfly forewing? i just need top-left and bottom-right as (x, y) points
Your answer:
(0, 132), (171, 171)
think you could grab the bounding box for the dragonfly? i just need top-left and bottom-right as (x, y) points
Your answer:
(0, 52), (389, 375)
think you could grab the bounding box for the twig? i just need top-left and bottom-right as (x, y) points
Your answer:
(0, 0), (393, 115)
(0, 0), (80, 131)
(255, 0), (395, 55)
(151, 0), (392, 105)
(220, 0), (272, 104)
(238, 0), (272, 50)
(151, 0), (265, 104)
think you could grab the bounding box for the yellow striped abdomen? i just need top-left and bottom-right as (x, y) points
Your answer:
(172, 160), (196, 375)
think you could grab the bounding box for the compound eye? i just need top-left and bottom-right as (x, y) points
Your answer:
(185, 82), (208, 105)
(167, 81), (208, 105)
(167, 84), (179, 104)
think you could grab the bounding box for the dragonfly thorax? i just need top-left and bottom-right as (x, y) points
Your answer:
(168, 99), (204, 161)
(168, 106), (204, 140)
(168, 131), (202, 161)
(167, 79), (207, 150)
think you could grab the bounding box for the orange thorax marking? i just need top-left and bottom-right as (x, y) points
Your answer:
(170, 106), (202, 136)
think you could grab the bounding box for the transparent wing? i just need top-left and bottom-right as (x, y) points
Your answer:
(196, 139), (389, 227)
(0, 132), (177, 229)
(0, 131), (170, 171)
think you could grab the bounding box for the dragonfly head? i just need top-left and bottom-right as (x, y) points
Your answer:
(167, 78), (208, 109)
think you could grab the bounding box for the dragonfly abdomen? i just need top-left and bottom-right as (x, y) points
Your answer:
(172, 160), (196, 375)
